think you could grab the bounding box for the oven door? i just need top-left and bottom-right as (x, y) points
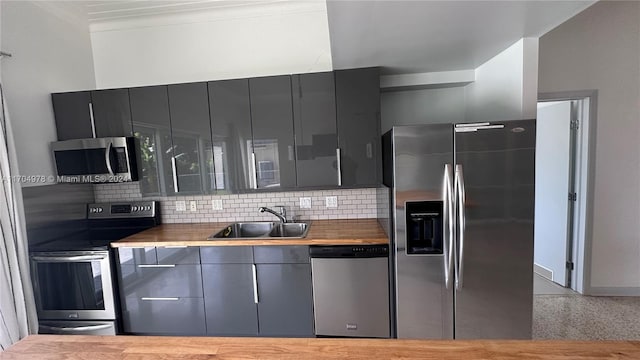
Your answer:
(30, 250), (115, 320)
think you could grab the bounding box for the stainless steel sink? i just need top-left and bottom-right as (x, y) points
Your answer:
(208, 221), (310, 240)
(268, 222), (309, 238)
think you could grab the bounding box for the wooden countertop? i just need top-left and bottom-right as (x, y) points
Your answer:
(2, 335), (640, 359)
(111, 219), (388, 247)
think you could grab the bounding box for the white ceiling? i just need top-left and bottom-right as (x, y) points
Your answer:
(326, 0), (596, 74)
(82, 0), (596, 75)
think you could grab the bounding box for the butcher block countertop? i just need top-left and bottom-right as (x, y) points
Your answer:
(2, 335), (640, 360)
(111, 219), (388, 247)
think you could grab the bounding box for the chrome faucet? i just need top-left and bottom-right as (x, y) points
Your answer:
(259, 206), (287, 223)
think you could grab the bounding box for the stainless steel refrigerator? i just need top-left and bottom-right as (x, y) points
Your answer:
(382, 120), (535, 339)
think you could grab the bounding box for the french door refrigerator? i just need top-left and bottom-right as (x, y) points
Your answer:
(382, 120), (535, 339)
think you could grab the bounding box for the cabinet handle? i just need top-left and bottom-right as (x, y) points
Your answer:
(366, 143), (373, 159)
(288, 145), (294, 161)
(252, 264), (259, 304)
(336, 148), (342, 186)
(171, 157), (179, 192)
(88, 102), (96, 138)
(141, 297), (179, 301)
(162, 246), (187, 249)
(251, 152), (258, 189)
(137, 264), (175, 268)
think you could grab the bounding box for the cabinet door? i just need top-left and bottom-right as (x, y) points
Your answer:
(122, 296), (206, 335)
(91, 88), (133, 137)
(249, 76), (296, 189)
(256, 263), (314, 337)
(129, 86), (174, 195)
(202, 264), (259, 336)
(168, 82), (214, 195)
(208, 79), (253, 193)
(292, 72), (338, 187)
(335, 67), (381, 186)
(51, 92), (93, 140)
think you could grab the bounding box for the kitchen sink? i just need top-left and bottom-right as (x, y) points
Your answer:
(208, 221), (310, 240)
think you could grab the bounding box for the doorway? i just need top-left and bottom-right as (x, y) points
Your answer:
(534, 91), (596, 294)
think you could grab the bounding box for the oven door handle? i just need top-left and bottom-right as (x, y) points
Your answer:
(32, 255), (105, 262)
(40, 324), (113, 332)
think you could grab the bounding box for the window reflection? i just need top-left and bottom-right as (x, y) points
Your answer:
(252, 139), (281, 188)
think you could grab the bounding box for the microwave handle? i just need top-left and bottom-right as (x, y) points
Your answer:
(105, 142), (115, 176)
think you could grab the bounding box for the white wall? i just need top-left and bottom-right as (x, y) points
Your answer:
(380, 87), (465, 133)
(90, 1), (332, 88)
(465, 38), (539, 122)
(1, 1), (95, 184)
(538, 1), (640, 290)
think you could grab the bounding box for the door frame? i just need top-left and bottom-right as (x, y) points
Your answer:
(538, 90), (598, 295)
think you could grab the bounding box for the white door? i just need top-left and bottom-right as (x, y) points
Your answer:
(534, 101), (572, 287)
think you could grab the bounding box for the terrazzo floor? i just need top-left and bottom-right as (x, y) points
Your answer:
(533, 276), (640, 340)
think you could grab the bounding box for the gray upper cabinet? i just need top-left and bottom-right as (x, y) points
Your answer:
(90, 88), (133, 137)
(129, 86), (174, 195)
(168, 82), (214, 195)
(208, 79), (253, 193)
(249, 76), (297, 190)
(52, 90), (133, 141)
(335, 67), (381, 187)
(51, 92), (94, 140)
(292, 72), (339, 188)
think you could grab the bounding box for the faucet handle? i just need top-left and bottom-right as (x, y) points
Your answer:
(275, 205), (287, 221)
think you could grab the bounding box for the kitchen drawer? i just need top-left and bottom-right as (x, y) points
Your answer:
(119, 264), (203, 298)
(121, 296), (206, 335)
(156, 246), (201, 264)
(200, 246), (254, 264)
(253, 246), (310, 264)
(117, 247), (156, 266)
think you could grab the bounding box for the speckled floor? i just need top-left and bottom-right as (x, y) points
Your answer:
(533, 292), (640, 339)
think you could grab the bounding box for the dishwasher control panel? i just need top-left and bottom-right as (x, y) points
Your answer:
(309, 245), (389, 258)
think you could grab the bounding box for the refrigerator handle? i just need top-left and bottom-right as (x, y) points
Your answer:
(454, 164), (466, 290)
(443, 164), (454, 289)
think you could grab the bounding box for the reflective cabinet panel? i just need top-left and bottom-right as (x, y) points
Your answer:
(208, 79), (254, 193)
(249, 76), (297, 190)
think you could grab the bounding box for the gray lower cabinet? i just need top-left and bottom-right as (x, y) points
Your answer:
(256, 263), (314, 337)
(122, 297), (206, 335)
(202, 264), (259, 336)
(117, 246), (313, 337)
(201, 246), (313, 337)
(117, 247), (205, 336)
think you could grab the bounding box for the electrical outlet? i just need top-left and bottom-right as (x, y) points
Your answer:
(325, 196), (338, 208)
(189, 201), (197, 212)
(299, 197), (312, 209)
(212, 199), (223, 211)
(175, 200), (186, 211)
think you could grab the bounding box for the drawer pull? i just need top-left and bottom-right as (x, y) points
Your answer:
(138, 264), (175, 268)
(141, 297), (179, 301)
(162, 246), (187, 249)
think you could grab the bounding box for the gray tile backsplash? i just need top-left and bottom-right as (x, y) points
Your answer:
(94, 182), (377, 223)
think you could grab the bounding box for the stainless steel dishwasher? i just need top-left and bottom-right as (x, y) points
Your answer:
(310, 245), (390, 338)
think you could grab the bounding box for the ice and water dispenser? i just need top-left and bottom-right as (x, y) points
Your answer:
(405, 201), (443, 255)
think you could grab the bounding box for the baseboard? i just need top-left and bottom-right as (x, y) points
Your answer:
(533, 263), (553, 281)
(588, 287), (640, 296)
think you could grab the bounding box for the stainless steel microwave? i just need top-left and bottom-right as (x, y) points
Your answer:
(51, 137), (138, 183)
